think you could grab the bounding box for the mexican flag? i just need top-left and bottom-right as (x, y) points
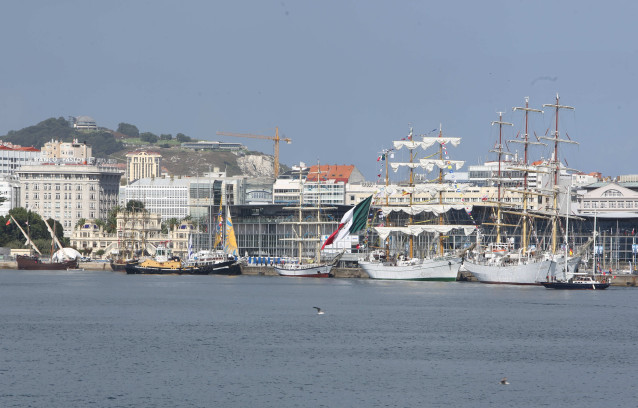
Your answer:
(321, 195), (372, 250)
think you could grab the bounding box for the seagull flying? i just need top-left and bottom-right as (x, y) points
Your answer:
(500, 377), (509, 385)
(313, 307), (324, 315)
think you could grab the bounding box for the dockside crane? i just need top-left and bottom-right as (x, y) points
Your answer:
(216, 127), (291, 179)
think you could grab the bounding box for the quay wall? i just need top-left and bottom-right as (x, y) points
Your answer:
(1, 261), (637, 286)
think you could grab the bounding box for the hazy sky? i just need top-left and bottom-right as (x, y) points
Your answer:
(2, 1), (637, 181)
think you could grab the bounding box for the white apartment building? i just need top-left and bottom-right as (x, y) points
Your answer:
(0, 143), (40, 176)
(17, 163), (122, 236)
(123, 173), (246, 222)
(41, 139), (92, 160)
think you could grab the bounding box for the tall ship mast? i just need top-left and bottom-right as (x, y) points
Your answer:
(274, 163), (338, 277)
(463, 98), (556, 285)
(360, 126), (476, 281)
(540, 93), (579, 256)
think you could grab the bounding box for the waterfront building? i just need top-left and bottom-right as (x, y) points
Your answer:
(125, 150), (161, 184)
(244, 177), (273, 205)
(41, 139), (92, 161)
(123, 171), (246, 222)
(575, 182), (638, 216)
(17, 163), (122, 236)
(70, 212), (195, 259)
(0, 143), (40, 176)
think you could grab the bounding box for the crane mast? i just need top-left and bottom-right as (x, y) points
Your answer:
(216, 127), (292, 178)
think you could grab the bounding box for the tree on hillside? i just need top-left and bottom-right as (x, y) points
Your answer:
(140, 132), (159, 144)
(176, 133), (192, 142)
(2, 117), (123, 158)
(117, 123), (140, 138)
(160, 134), (172, 140)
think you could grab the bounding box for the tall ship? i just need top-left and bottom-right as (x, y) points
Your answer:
(274, 165), (337, 277)
(464, 95), (579, 284)
(359, 126), (476, 281)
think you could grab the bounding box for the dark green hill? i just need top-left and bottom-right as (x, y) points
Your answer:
(3, 117), (123, 157)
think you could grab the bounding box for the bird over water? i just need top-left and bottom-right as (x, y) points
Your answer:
(313, 307), (324, 315)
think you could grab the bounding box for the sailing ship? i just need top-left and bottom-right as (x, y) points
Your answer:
(274, 164), (337, 277)
(359, 126), (476, 281)
(184, 204), (241, 275)
(464, 95), (578, 285)
(13, 215), (79, 270)
(463, 98), (566, 284)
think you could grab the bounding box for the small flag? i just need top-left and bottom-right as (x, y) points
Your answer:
(5, 219), (10, 226)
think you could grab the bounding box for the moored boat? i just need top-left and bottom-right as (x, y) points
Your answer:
(273, 262), (333, 278)
(359, 255), (461, 281)
(16, 255), (79, 270)
(542, 275), (610, 290)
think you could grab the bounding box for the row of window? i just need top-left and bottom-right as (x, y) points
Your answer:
(582, 201), (637, 209)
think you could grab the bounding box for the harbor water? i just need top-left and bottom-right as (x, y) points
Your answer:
(1, 269), (636, 408)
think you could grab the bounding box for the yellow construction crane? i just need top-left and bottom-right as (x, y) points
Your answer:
(216, 127), (291, 179)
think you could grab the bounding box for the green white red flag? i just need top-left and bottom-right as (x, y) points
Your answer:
(321, 195), (372, 250)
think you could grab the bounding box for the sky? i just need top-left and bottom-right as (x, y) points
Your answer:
(2, 0), (638, 181)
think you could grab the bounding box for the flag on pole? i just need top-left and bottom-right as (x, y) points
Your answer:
(321, 195), (372, 250)
(5, 219), (10, 226)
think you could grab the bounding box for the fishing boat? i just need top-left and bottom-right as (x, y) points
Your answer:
(463, 97), (577, 284)
(274, 164), (336, 277)
(359, 126), (476, 281)
(12, 215), (79, 270)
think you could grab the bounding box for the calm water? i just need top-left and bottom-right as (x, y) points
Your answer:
(0, 269), (636, 408)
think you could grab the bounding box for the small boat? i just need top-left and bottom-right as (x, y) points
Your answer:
(542, 275), (610, 290)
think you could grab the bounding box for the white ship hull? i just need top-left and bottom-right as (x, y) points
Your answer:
(359, 257), (462, 281)
(463, 258), (556, 285)
(273, 263), (333, 278)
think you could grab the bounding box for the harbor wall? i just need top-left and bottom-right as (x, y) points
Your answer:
(1, 261), (637, 286)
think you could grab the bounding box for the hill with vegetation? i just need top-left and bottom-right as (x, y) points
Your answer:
(1, 118), (281, 178)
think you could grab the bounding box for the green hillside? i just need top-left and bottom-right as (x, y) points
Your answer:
(3, 117), (123, 157)
(2, 117), (280, 177)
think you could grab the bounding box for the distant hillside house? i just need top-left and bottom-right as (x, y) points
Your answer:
(125, 150), (162, 184)
(73, 116), (98, 131)
(181, 141), (245, 151)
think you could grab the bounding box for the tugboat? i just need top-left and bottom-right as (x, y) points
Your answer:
(125, 242), (240, 275)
